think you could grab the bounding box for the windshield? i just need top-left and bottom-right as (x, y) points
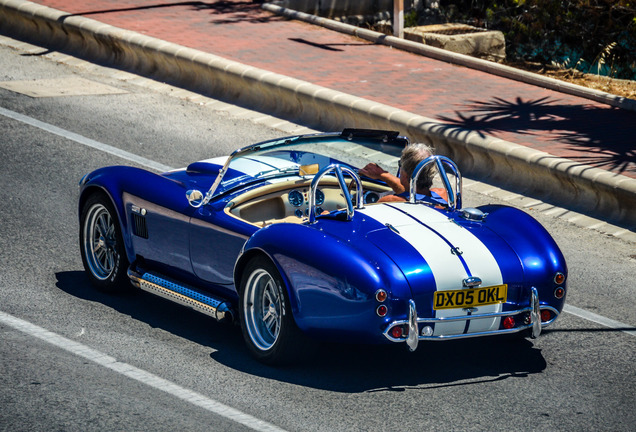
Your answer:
(210, 130), (408, 197)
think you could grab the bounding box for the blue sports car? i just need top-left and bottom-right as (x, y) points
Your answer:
(79, 129), (567, 364)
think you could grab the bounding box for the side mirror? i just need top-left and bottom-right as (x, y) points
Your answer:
(186, 189), (204, 208)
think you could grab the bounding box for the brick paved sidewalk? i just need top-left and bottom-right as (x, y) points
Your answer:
(32, 0), (636, 179)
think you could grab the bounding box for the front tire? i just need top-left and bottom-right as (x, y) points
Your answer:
(239, 257), (307, 365)
(80, 193), (129, 292)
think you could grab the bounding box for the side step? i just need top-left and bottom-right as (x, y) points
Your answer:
(128, 267), (234, 324)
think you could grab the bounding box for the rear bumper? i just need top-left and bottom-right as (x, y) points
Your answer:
(383, 288), (559, 349)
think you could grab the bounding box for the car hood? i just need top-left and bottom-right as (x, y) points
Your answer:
(360, 203), (524, 316)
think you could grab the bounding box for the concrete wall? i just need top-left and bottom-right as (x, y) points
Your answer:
(278, 0), (394, 17)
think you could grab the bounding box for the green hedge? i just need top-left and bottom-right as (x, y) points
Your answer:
(432, 0), (636, 79)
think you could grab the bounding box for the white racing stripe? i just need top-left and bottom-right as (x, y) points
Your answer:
(362, 204), (458, 336)
(0, 310), (287, 432)
(362, 205), (466, 335)
(397, 204), (504, 333)
(361, 203), (503, 335)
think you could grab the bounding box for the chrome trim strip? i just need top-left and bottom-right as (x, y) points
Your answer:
(431, 308), (533, 323)
(416, 325), (532, 341)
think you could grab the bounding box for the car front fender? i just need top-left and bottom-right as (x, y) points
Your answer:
(79, 166), (188, 265)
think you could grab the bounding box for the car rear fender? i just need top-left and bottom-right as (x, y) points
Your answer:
(477, 205), (568, 303)
(235, 220), (413, 338)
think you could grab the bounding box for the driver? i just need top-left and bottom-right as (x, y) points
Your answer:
(359, 143), (448, 204)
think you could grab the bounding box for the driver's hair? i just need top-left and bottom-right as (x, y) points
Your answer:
(400, 143), (435, 191)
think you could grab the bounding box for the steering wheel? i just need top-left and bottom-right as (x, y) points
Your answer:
(308, 164), (364, 223)
(410, 155), (463, 211)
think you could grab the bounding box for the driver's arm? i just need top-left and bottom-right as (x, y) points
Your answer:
(359, 163), (405, 194)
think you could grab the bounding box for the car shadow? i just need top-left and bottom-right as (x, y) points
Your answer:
(56, 270), (547, 393)
(211, 336), (548, 393)
(55, 270), (245, 351)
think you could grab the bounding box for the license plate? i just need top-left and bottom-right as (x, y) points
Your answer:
(433, 284), (508, 310)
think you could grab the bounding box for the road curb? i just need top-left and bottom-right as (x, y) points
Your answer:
(1, 0), (634, 228)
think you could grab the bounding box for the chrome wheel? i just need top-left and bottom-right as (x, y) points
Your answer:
(83, 203), (119, 281)
(239, 257), (313, 364)
(243, 268), (282, 351)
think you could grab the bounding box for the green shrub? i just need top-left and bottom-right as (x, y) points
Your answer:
(431, 0), (636, 79)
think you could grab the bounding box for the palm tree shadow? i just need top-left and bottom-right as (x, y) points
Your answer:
(437, 96), (636, 175)
(56, 270), (547, 393)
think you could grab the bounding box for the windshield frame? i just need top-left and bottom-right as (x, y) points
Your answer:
(199, 129), (409, 205)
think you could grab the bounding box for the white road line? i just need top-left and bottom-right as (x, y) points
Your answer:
(0, 106), (172, 172)
(563, 305), (636, 338)
(0, 310), (287, 432)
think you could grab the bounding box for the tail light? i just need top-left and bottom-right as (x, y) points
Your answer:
(541, 310), (552, 322)
(391, 326), (404, 339)
(376, 305), (388, 317)
(502, 316), (515, 329)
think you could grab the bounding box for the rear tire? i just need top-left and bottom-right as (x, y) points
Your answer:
(239, 256), (308, 365)
(80, 193), (129, 292)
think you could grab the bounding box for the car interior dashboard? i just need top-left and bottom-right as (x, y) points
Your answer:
(225, 176), (391, 227)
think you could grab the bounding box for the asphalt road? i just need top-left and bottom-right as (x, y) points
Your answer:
(1, 39), (635, 432)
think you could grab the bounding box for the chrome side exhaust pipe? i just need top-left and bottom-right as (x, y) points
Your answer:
(128, 267), (234, 324)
